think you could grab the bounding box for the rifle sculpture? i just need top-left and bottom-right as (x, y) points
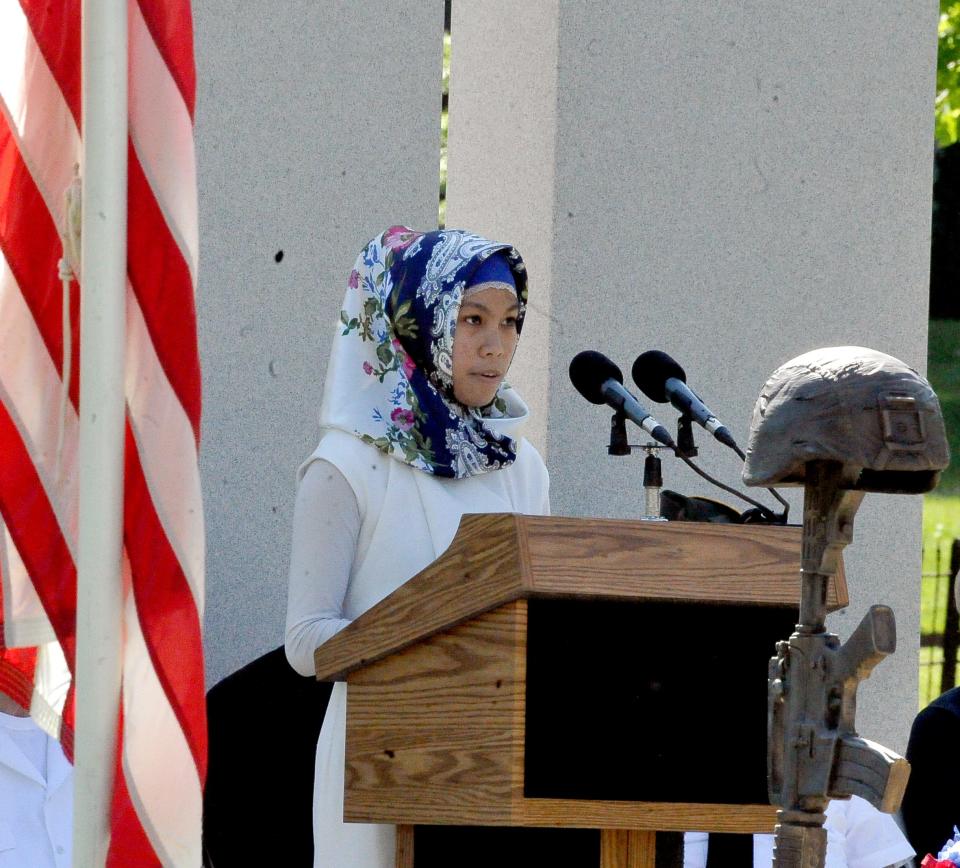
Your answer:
(767, 460), (909, 867)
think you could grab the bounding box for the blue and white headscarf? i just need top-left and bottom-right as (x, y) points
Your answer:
(318, 226), (529, 479)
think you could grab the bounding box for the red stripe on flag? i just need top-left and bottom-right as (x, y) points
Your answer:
(123, 422), (207, 776)
(0, 398), (77, 754)
(0, 402), (77, 644)
(0, 571), (38, 712)
(0, 111), (81, 407)
(128, 146), (201, 441)
(107, 706), (158, 867)
(60, 682), (75, 761)
(18, 0), (82, 126)
(134, 0), (196, 120)
(0, 648), (37, 712)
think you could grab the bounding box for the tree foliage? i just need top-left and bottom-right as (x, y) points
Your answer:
(938, 1), (960, 145)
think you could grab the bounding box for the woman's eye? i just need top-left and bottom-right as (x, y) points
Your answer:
(502, 317), (518, 327)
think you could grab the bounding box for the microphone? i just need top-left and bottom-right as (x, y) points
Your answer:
(569, 351), (676, 448)
(631, 350), (739, 451)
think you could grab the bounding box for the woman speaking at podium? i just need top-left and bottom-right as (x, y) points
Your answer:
(284, 226), (550, 867)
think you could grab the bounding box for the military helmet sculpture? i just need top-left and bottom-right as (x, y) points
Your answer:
(743, 346), (949, 868)
(742, 346), (949, 493)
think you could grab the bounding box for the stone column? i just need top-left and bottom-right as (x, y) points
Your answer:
(195, 1), (445, 684)
(447, 0), (938, 752)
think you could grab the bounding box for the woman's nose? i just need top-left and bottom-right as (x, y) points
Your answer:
(481, 328), (503, 356)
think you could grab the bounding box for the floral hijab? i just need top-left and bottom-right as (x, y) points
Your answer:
(318, 226), (529, 479)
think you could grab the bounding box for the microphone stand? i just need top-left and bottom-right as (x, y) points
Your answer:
(676, 413), (697, 458)
(599, 399), (787, 525)
(641, 448), (667, 521)
(608, 410), (630, 456)
(608, 411), (669, 520)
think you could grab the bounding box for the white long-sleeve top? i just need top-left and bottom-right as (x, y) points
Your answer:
(284, 428), (550, 678)
(283, 371), (551, 682)
(284, 460), (358, 676)
(284, 414), (549, 868)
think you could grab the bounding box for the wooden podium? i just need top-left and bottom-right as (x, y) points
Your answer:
(313, 515), (847, 868)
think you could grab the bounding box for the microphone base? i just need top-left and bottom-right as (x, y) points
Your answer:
(676, 415), (698, 458)
(608, 411), (631, 456)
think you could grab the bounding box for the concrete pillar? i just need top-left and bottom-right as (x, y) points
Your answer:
(195, 1), (445, 684)
(447, 0), (938, 752)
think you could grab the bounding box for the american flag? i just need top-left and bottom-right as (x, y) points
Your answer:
(0, 0), (206, 863)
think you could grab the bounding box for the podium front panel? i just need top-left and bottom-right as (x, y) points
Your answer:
(524, 598), (795, 804)
(343, 596), (785, 831)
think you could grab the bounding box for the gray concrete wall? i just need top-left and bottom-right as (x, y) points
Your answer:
(194, 0), (938, 756)
(447, 1), (938, 753)
(195, 1), (445, 686)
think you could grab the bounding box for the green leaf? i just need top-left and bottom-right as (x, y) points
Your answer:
(937, 0), (960, 145)
(376, 343), (394, 365)
(394, 316), (419, 339)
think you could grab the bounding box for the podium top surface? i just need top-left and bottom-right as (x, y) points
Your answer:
(314, 513), (844, 681)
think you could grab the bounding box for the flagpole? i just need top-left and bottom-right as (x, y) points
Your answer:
(74, 0), (128, 863)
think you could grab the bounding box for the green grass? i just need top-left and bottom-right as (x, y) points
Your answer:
(927, 319), (960, 494)
(919, 320), (960, 706)
(920, 494), (960, 705)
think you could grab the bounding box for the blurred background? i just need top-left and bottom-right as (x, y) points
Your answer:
(919, 0), (959, 704)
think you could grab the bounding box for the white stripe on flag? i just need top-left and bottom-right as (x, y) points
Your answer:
(121, 586), (202, 867)
(0, 263), (79, 557)
(0, 521), (56, 648)
(0, 0), (81, 227)
(125, 289), (205, 613)
(128, 0), (199, 281)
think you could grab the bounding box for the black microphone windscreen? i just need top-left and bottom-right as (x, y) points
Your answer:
(632, 350), (686, 403)
(569, 351), (623, 404)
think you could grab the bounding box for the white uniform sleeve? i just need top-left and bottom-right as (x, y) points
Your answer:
(683, 832), (708, 867)
(284, 459), (360, 677)
(705, 796), (916, 868)
(841, 796), (915, 868)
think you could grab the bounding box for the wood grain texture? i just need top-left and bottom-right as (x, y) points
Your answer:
(522, 517), (846, 608)
(315, 513), (527, 681)
(395, 824), (414, 868)
(600, 829), (655, 868)
(344, 601), (528, 826)
(315, 515), (843, 681)
(518, 799), (777, 833)
(344, 591), (778, 833)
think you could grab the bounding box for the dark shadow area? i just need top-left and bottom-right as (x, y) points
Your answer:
(203, 647), (332, 867)
(525, 598), (795, 804)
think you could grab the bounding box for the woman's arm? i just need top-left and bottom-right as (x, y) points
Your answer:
(284, 459), (360, 677)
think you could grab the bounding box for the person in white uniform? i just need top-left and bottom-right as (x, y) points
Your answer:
(0, 690), (72, 868)
(684, 795), (914, 867)
(284, 226), (549, 868)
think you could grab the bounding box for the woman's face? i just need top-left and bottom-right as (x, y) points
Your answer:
(451, 287), (520, 407)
